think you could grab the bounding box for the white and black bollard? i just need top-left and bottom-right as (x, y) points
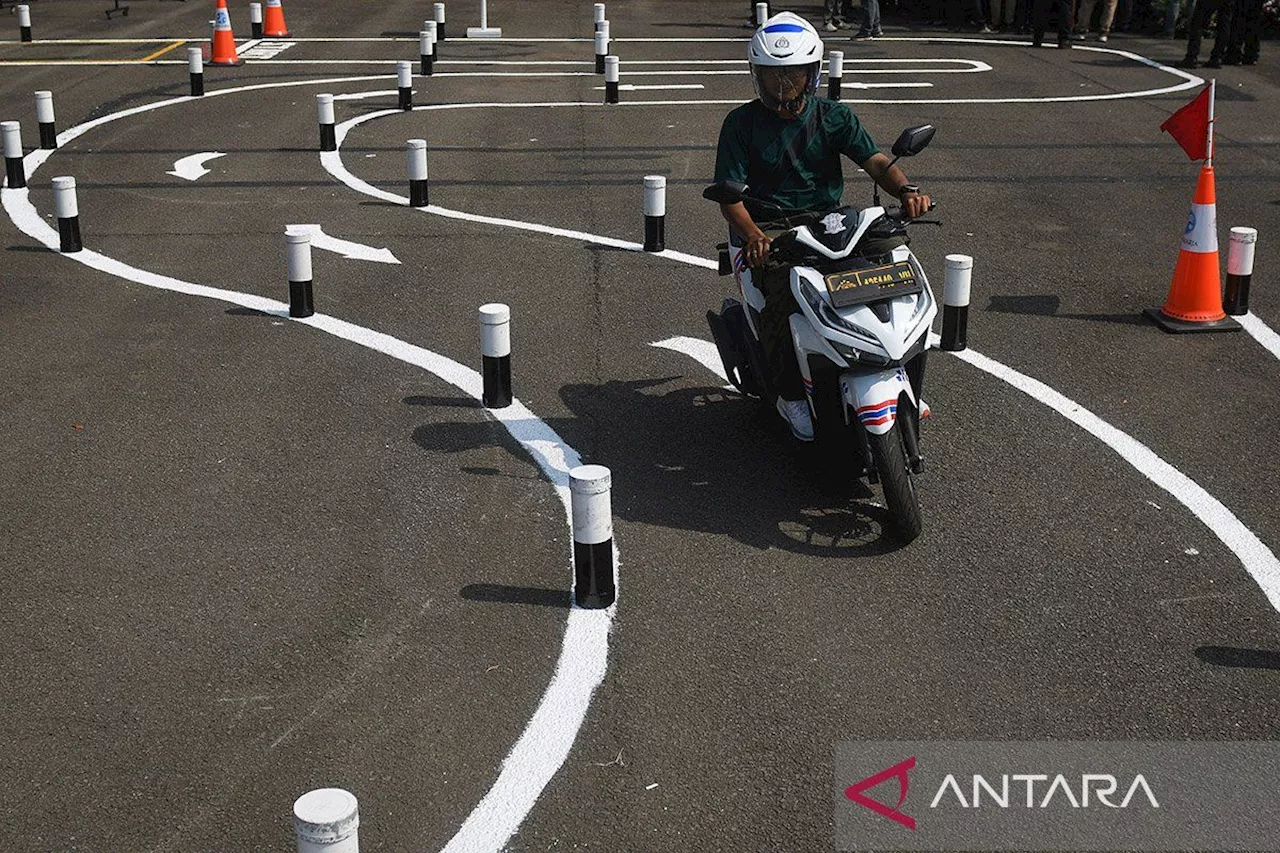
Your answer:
(317, 94), (336, 152)
(188, 47), (205, 96)
(479, 303), (512, 408)
(397, 61), (414, 110)
(643, 175), (665, 253)
(594, 3), (606, 30)
(940, 254), (972, 352)
(571, 465), (615, 609)
(604, 55), (620, 104)
(827, 50), (844, 100)
(594, 29), (609, 73)
(2, 121), (24, 189)
(407, 138), (429, 208)
(434, 2), (447, 41)
(17, 5), (32, 43)
(293, 788), (359, 853)
(34, 91), (56, 150)
(52, 177), (82, 253)
(286, 227), (315, 318)
(755, 2), (769, 25)
(1224, 227), (1257, 316)
(249, 2), (264, 38)
(419, 29), (435, 76)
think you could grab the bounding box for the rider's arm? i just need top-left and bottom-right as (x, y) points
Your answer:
(720, 201), (772, 269)
(860, 153), (933, 218)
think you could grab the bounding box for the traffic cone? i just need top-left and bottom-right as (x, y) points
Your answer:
(263, 0), (291, 38)
(209, 0), (244, 66)
(1143, 162), (1240, 333)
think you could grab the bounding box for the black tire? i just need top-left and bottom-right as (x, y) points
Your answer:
(867, 420), (923, 543)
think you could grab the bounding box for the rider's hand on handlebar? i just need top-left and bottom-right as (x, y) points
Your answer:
(744, 231), (772, 268)
(900, 191), (933, 219)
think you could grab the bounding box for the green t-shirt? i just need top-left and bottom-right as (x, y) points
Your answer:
(713, 96), (880, 217)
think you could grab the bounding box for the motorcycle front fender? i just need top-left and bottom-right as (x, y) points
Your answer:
(840, 367), (916, 436)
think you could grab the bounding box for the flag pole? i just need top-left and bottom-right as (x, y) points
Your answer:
(1206, 78), (1216, 165)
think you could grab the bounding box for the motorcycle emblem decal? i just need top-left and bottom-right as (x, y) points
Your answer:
(821, 212), (847, 235)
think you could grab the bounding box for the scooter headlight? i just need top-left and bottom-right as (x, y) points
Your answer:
(799, 279), (879, 342)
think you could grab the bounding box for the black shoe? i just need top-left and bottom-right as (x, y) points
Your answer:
(1243, 56), (1258, 65)
(1205, 57), (1222, 68)
(1057, 38), (1071, 48)
(1177, 56), (1199, 68)
(1223, 53), (1242, 65)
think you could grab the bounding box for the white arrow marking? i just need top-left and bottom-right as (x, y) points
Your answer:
(166, 151), (226, 181)
(285, 224), (401, 265)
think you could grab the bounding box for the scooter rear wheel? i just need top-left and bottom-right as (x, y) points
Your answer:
(868, 420), (923, 543)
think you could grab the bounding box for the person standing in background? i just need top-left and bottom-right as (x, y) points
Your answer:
(1180, 0), (1234, 67)
(1074, 0), (1119, 38)
(1032, 0), (1074, 45)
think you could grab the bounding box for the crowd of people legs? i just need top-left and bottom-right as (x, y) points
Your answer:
(810, 0), (1262, 61)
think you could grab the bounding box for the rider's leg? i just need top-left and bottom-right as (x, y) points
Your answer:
(758, 264), (806, 401)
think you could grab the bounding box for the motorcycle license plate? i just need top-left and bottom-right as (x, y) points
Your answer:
(824, 261), (920, 308)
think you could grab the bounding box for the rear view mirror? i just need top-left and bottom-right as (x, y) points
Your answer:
(702, 181), (749, 204)
(891, 125), (936, 158)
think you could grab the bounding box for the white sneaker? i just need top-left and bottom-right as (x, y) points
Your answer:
(824, 21), (838, 32)
(776, 397), (815, 442)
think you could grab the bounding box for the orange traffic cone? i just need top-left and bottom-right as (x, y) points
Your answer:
(209, 0), (244, 67)
(263, 0), (291, 38)
(1144, 161), (1240, 332)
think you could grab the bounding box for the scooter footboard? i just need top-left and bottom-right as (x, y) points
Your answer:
(840, 368), (915, 436)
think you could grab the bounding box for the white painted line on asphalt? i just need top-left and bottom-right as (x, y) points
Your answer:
(1239, 312), (1280, 362)
(593, 84), (706, 91)
(166, 151), (226, 181)
(286, 224), (401, 265)
(2, 75), (619, 853)
(843, 82), (935, 89)
(952, 348), (1280, 613)
(651, 337), (734, 390)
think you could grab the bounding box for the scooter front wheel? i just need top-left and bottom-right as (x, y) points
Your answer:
(867, 421), (923, 543)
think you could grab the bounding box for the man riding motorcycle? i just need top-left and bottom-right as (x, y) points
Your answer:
(714, 12), (933, 441)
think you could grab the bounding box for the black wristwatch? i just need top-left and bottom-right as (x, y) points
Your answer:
(899, 184), (921, 200)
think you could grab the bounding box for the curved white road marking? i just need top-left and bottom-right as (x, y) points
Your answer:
(1, 77), (618, 853)
(166, 151), (226, 181)
(326, 97), (1280, 615)
(1239, 312), (1280, 362)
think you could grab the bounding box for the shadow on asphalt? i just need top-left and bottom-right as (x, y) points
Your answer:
(407, 378), (911, 564)
(1196, 646), (1280, 671)
(461, 583), (570, 608)
(986, 293), (1150, 326)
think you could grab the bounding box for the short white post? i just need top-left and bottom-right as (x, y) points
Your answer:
(571, 465), (615, 609)
(827, 50), (844, 100)
(434, 2), (447, 40)
(317, 94), (336, 152)
(1224, 227), (1257, 316)
(643, 175), (665, 253)
(594, 3), (606, 29)
(407, 138), (429, 208)
(594, 30), (609, 73)
(604, 55), (619, 104)
(755, 1), (769, 25)
(53, 176), (81, 252)
(397, 60), (413, 110)
(249, 2), (264, 38)
(479, 303), (512, 408)
(285, 227), (315, 318)
(34, 91), (56, 149)
(188, 47), (205, 96)
(2, 121), (25, 189)
(940, 254), (972, 352)
(293, 788), (359, 853)
(17, 4), (32, 42)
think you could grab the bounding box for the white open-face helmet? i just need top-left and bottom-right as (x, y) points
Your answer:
(747, 12), (824, 114)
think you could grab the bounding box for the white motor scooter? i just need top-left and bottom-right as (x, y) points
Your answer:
(704, 125), (939, 542)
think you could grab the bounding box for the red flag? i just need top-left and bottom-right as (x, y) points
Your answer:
(1161, 85), (1211, 160)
